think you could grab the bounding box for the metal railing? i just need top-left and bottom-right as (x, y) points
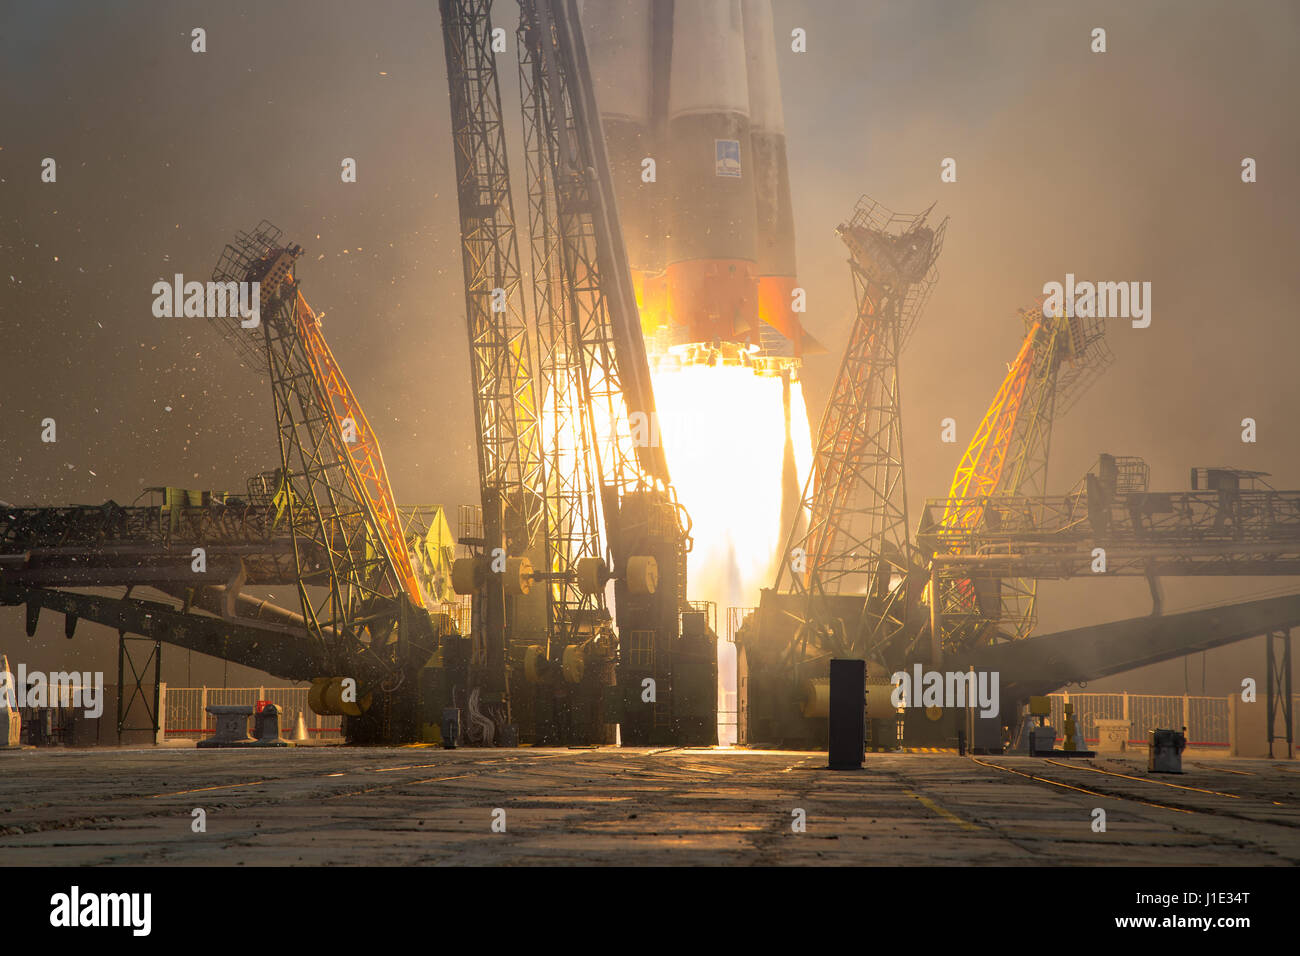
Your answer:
(160, 687), (1295, 749)
(725, 606), (755, 644)
(1047, 692), (1240, 748)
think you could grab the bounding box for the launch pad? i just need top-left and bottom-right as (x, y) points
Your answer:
(1, 745), (1297, 866)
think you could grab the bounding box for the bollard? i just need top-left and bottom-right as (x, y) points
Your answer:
(441, 707), (461, 749)
(253, 702), (287, 745)
(197, 705), (255, 748)
(197, 703), (288, 748)
(1148, 728), (1186, 774)
(0, 653), (20, 748)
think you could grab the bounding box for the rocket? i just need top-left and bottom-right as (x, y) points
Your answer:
(582, 0), (821, 367)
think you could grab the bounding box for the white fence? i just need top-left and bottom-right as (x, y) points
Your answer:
(1046, 692), (1288, 749)
(163, 686), (342, 741)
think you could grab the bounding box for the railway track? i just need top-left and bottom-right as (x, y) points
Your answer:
(969, 755), (1300, 830)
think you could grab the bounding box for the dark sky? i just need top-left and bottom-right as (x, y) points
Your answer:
(2, 0), (1298, 694)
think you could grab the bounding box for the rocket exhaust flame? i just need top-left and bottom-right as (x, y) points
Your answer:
(650, 362), (813, 744)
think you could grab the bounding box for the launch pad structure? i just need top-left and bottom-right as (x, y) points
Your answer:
(1, 0), (1297, 769)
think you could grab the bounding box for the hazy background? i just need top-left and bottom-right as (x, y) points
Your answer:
(2, 0), (1298, 695)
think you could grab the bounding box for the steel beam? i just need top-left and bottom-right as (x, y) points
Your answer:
(0, 584), (330, 682)
(962, 593), (1300, 699)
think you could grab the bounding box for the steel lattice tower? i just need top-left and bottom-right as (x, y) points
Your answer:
(440, 0), (550, 720)
(441, 1), (547, 553)
(518, 4), (605, 657)
(517, 0), (669, 499)
(438, 0), (705, 747)
(776, 198), (945, 661)
(211, 224), (440, 723)
(514, 0), (698, 745)
(929, 299), (1110, 655)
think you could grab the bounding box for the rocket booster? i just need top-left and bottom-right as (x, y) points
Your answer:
(582, 0), (818, 368)
(743, 0), (819, 359)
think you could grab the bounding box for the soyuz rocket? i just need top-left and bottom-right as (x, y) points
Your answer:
(582, 0), (822, 368)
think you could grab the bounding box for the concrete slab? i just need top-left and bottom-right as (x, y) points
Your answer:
(1, 747), (1296, 865)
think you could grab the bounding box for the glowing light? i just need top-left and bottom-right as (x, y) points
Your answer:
(650, 363), (814, 744)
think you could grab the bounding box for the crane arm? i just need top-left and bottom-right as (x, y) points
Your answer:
(291, 288), (425, 609)
(943, 321), (1038, 528)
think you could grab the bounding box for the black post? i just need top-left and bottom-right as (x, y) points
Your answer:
(115, 630), (125, 743)
(151, 639), (162, 743)
(1267, 628), (1294, 760)
(1287, 630), (1295, 761)
(828, 659), (865, 770)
